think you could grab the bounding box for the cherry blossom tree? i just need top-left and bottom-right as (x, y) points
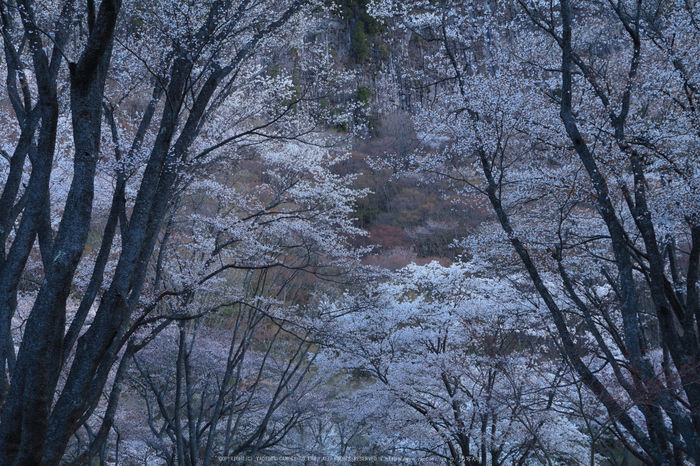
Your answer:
(368, 0), (700, 463)
(116, 142), (368, 465)
(320, 261), (594, 465)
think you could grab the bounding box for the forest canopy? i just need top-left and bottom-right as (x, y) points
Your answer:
(0, 0), (699, 465)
